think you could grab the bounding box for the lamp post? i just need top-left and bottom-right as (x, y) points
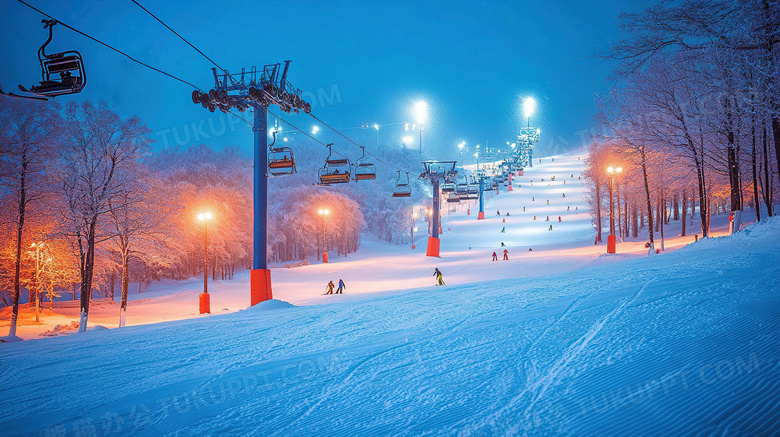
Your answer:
(197, 212), (212, 314)
(458, 141), (465, 164)
(606, 166), (622, 254)
(523, 97), (536, 128)
(414, 101), (428, 156)
(318, 208), (330, 263)
(30, 242), (43, 322)
(411, 211), (419, 249)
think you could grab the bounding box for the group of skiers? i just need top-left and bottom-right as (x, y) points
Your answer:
(326, 271), (446, 293)
(324, 279), (346, 295)
(491, 249), (509, 261)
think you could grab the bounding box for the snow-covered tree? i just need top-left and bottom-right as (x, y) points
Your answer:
(58, 101), (152, 333)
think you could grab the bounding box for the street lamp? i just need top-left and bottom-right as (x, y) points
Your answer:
(30, 242), (46, 323)
(414, 100), (428, 155)
(411, 210), (419, 249)
(458, 141), (465, 164)
(197, 211), (212, 314)
(606, 167), (623, 254)
(523, 97), (536, 128)
(318, 208), (330, 263)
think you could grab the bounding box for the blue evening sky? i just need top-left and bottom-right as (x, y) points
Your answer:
(1, 0), (652, 161)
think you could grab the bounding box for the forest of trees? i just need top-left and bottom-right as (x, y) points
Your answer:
(585, 0), (779, 251)
(0, 97), (429, 333)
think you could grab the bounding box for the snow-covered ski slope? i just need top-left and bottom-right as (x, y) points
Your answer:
(1, 155), (779, 435)
(0, 151), (735, 337)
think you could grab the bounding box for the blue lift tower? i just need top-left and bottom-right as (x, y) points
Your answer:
(191, 61), (310, 307)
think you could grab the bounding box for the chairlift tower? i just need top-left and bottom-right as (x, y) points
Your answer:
(476, 172), (490, 220)
(420, 161), (457, 257)
(515, 127), (541, 168)
(191, 61), (310, 307)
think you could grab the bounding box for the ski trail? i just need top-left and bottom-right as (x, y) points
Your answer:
(272, 318), (470, 435)
(518, 278), (653, 420)
(466, 278), (652, 432)
(526, 292), (593, 357)
(270, 339), (415, 436)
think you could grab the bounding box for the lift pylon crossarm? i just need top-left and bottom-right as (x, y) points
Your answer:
(195, 61), (311, 116)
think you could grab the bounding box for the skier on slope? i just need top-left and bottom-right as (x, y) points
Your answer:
(433, 268), (445, 286)
(503, 249), (509, 261)
(325, 280), (335, 295)
(336, 279), (345, 294)
(492, 251), (498, 261)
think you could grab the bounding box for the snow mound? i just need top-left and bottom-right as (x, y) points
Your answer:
(242, 299), (295, 311)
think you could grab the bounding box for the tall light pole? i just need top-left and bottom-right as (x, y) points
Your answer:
(606, 167), (622, 254)
(414, 100), (428, 156)
(318, 208), (330, 263)
(458, 141), (465, 164)
(523, 97), (536, 128)
(197, 212), (212, 314)
(411, 210), (419, 249)
(30, 242), (43, 323)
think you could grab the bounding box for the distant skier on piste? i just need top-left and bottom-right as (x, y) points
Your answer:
(492, 251), (498, 261)
(433, 268), (445, 286)
(325, 280), (335, 295)
(336, 279), (345, 294)
(503, 249), (509, 260)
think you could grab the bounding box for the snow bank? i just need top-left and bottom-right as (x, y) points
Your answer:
(241, 299), (296, 311)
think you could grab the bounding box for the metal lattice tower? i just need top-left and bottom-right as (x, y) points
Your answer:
(514, 126), (541, 168)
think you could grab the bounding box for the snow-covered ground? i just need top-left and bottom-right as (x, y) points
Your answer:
(0, 152), (733, 340)
(3, 151), (777, 435)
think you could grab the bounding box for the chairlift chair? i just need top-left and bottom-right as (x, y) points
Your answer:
(19, 20), (86, 98)
(446, 192), (461, 203)
(392, 171), (412, 197)
(466, 184), (479, 199)
(354, 146), (377, 181)
(456, 183), (468, 196)
(318, 143), (352, 185)
(441, 183), (456, 193)
(268, 146), (296, 176)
